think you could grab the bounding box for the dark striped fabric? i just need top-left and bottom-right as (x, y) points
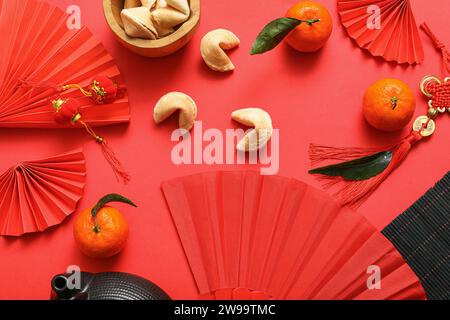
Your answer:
(382, 172), (450, 300)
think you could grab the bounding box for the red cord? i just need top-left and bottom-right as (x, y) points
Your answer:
(421, 23), (450, 74)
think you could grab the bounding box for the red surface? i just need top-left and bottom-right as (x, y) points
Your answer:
(0, 0), (449, 300)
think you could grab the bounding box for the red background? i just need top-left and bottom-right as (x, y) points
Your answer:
(0, 0), (449, 299)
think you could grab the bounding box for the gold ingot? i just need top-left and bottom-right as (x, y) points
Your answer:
(413, 116), (435, 137)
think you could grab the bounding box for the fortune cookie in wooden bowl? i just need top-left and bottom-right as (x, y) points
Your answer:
(103, 0), (200, 58)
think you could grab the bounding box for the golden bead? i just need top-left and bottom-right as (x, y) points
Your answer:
(428, 107), (438, 118)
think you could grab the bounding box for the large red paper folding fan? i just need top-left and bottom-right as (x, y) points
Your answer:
(337, 0), (424, 64)
(0, 0), (130, 128)
(162, 171), (426, 300)
(0, 149), (86, 237)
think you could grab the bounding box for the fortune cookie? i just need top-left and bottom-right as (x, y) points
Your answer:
(231, 108), (273, 152)
(141, 0), (157, 8)
(124, 0), (142, 9)
(125, 0), (156, 8)
(164, 0), (190, 15)
(153, 92), (197, 131)
(121, 0), (190, 39)
(151, 0), (190, 36)
(121, 6), (158, 40)
(201, 29), (240, 72)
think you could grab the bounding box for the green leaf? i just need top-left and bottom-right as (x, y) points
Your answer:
(251, 17), (302, 55)
(91, 193), (137, 218)
(308, 151), (393, 181)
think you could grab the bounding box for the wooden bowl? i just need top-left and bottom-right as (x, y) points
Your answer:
(103, 0), (200, 58)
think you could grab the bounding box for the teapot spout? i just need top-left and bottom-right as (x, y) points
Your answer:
(51, 274), (88, 300)
(51, 274), (71, 299)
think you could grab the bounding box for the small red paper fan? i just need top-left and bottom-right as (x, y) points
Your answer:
(162, 171), (426, 300)
(337, 0), (424, 64)
(0, 0), (130, 128)
(0, 149), (86, 237)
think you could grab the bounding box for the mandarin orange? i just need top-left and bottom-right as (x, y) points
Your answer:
(73, 194), (136, 259)
(285, 1), (333, 52)
(363, 78), (416, 132)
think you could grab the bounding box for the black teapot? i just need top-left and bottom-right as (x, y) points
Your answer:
(51, 271), (171, 300)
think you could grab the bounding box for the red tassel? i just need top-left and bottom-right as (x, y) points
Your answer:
(309, 145), (383, 165)
(51, 97), (130, 184)
(18, 78), (59, 90)
(100, 139), (131, 184)
(78, 120), (130, 184)
(310, 131), (423, 208)
(18, 78), (61, 99)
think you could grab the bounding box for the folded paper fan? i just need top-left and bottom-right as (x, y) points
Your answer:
(0, 149), (86, 237)
(0, 0), (130, 128)
(162, 171), (426, 300)
(337, 0), (424, 64)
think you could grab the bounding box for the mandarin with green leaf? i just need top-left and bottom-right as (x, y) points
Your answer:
(73, 194), (137, 259)
(285, 1), (333, 52)
(251, 1), (333, 55)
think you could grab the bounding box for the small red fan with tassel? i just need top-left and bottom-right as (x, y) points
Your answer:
(309, 23), (450, 208)
(162, 171), (425, 300)
(0, 0), (130, 128)
(0, 149), (86, 237)
(0, 0), (130, 183)
(337, 0), (424, 64)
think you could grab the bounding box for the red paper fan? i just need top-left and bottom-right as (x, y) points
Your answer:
(0, 0), (130, 128)
(0, 149), (86, 237)
(337, 0), (424, 64)
(162, 171), (426, 300)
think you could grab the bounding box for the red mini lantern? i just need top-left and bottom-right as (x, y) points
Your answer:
(52, 97), (81, 124)
(88, 76), (118, 103)
(61, 76), (118, 104)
